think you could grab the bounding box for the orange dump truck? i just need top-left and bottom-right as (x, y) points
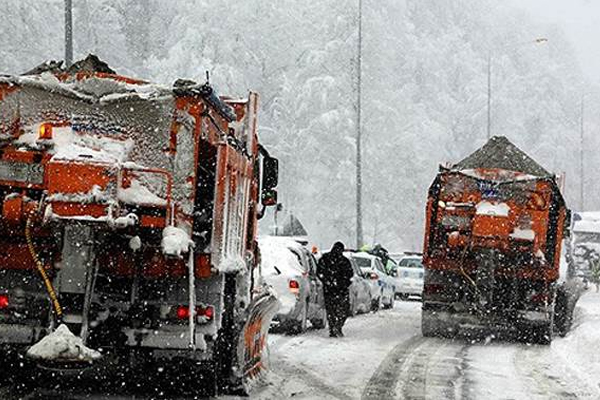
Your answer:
(422, 136), (575, 344)
(0, 55), (279, 394)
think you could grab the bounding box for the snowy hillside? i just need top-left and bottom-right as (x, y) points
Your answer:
(2, 0), (599, 249)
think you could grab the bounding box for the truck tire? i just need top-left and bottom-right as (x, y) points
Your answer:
(422, 309), (455, 338)
(529, 323), (553, 345)
(554, 290), (573, 337)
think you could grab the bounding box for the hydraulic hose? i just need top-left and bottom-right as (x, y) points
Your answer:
(25, 215), (63, 322)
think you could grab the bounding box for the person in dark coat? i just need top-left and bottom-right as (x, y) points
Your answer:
(317, 242), (353, 337)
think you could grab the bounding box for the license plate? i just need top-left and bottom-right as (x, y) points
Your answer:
(0, 161), (44, 185)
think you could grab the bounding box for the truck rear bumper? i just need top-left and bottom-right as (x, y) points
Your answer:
(423, 302), (552, 330)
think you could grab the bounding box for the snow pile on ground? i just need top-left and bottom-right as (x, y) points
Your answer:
(476, 201), (510, 217)
(27, 324), (101, 362)
(161, 226), (193, 257)
(118, 179), (167, 206)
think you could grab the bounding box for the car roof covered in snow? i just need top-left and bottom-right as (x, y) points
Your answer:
(452, 136), (550, 177)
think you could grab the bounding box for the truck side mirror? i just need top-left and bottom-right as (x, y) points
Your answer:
(261, 157), (279, 207)
(262, 157), (278, 190)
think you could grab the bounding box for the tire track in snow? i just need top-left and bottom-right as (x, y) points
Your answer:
(361, 334), (427, 400)
(398, 339), (469, 400)
(270, 359), (355, 400)
(361, 335), (469, 400)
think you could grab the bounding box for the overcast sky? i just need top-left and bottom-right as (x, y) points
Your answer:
(508, 0), (600, 84)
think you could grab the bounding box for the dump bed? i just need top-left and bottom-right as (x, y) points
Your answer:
(423, 136), (568, 283)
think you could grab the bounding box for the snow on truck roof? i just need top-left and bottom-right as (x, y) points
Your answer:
(452, 136), (550, 178)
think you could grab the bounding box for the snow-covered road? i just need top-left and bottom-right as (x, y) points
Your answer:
(246, 291), (600, 400)
(2, 293), (600, 399)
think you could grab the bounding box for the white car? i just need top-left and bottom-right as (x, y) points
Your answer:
(344, 253), (373, 316)
(259, 237), (327, 333)
(348, 252), (395, 310)
(393, 255), (424, 300)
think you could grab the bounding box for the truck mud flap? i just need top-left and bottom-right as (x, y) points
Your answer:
(237, 289), (279, 381)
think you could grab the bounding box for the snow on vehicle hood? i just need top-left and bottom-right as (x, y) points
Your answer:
(27, 324), (101, 362)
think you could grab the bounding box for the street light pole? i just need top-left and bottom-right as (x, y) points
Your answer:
(486, 53), (492, 140)
(580, 93), (585, 211)
(356, 0), (364, 249)
(65, 0), (73, 67)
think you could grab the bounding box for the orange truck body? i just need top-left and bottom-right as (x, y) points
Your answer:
(0, 56), (279, 393)
(421, 137), (570, 343)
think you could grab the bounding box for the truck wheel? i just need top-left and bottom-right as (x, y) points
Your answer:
(422, 309), (438, 337)
(554, 290), (573, 337)
(529, 323), (553, 345)
(422, 309), (455, 338)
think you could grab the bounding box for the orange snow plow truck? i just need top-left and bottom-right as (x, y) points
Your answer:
(0, 56), (279, 394)
(422, 136), (576, 344)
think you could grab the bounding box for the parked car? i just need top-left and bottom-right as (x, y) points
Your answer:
(348, 252), (395, 310)
(344, 253), (373, 316)
(259, 237), (327, 333)
(393, 254), (425, 300)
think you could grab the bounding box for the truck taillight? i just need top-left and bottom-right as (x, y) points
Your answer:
(0, 295), (8, 309)
(39, 123), (53, 140)
(289, 280), (300, 294)
(176, 305), (214, 322)
(176, 306), (190, 320)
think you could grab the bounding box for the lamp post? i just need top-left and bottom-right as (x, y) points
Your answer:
(580, 93), (585, 211)
(355, 0), (364, 249)
(65, 0), (73, 67)
(486, 38), (548, 140)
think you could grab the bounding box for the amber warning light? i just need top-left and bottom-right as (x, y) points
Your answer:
(39, 123), (53, 140)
